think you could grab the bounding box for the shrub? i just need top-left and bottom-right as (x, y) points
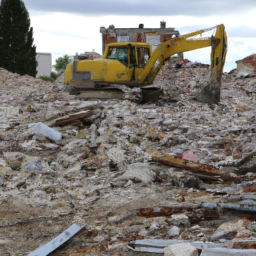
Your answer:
(39, 75), (55, 82)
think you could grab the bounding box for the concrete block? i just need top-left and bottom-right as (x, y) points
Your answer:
(164, 243), (198, 256)
(28, 122), (62, 142)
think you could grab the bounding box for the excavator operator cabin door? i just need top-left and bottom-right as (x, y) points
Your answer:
(128, 45), (150, 82)
(134, 46), (150, 81)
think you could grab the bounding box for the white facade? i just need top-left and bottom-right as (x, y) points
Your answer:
(146, 35), (160, 51)
(36, 53), (52, 77)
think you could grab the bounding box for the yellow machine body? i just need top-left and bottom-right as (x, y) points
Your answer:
(65, 24), (227, 88)
(65, 42), (153, 87)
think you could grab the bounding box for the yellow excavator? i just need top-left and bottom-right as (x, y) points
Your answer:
(65, 24), (227, 103)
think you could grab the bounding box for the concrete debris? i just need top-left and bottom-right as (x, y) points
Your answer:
(2, 57), (256, 255)
(120, 162), (156, 184)
(169, 214), (190, 227)
(27, 122), (62, 142)
(164, 242), (198, 256)
(77, 51), (102, 60)
(168, 226), (180, 237)
(236, 54), (256, 77)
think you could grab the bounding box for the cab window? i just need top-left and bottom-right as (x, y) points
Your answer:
(107, 47), (128, 66)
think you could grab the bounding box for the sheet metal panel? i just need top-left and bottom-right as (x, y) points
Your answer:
(28, 223), (85, 256)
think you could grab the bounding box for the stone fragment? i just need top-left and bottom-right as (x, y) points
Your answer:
(247, 221), (256, 232)
(50, 162), (62, 171)
(211, 219), (246, 241)
(191, 225), (201, 231)
(61, 139), (90, 156)
(168, 226), (180, 237)
(168, 214), (190, 227)
(3, 152), (25, 162)
(26, 160), (42, 172)
(28, 122), (62, 142)
(107, 144), (126, 164)
(32, 134), (48, 142)
(164, 243), (198, 256)
(120, 163), (156, 184)
(236, 54), (256, 77)
(0, 158), (7, 166)
(9, 160), (21, 170)
(235, 229), (252, 239)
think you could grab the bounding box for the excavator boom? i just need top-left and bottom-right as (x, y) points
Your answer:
(137, 24), (227, 88)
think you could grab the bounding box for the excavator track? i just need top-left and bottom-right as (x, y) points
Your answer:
(66, 86), (124, 100)
(65, 85), (163, 102)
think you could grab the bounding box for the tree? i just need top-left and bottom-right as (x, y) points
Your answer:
(54, 55), (72, 72)
(0, 0), (37, 77)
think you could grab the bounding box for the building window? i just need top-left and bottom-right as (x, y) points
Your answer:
(117, 36), (130, 42)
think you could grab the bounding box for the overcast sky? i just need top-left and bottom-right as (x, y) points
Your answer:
(17, 0), (256, 71)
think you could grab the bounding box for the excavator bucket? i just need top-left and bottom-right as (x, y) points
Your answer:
(200, 24), (227, 104)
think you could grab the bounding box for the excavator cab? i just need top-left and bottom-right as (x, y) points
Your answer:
(65, 42), (153, 88)
(103, 43), (152, 82)
(105, 44), (150, 69)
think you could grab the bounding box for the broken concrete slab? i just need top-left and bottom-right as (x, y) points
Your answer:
(27, 122), (62, 142)
(236, 54), (256, 77)
(168, 226), (180, 237)
(120, 163), (156, 184)
(169, 214), (190, 227)
(211, 219), (246, 241)
(164, 242), (198, 256)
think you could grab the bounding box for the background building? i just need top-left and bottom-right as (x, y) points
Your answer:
(36, 53), (52, 77)
(100, 21), (183, 60)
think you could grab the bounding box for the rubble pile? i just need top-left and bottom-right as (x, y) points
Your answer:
(78, 52), (102, 60)
(1, 61), (256, 255)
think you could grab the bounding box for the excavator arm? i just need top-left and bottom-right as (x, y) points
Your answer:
(137, 24), (227, 104)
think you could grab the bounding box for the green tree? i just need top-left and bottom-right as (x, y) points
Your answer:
(54, 55), (72, 72)
(0, 0), (37, 77)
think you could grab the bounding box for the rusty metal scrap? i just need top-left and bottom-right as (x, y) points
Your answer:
(233, 240), (256, 250)
(138, 204), (219, 224)
(148, 151), (241, 182)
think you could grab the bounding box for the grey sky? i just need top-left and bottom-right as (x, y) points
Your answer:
(22, 0), (255, 17)
(1, 0), (254, 71)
